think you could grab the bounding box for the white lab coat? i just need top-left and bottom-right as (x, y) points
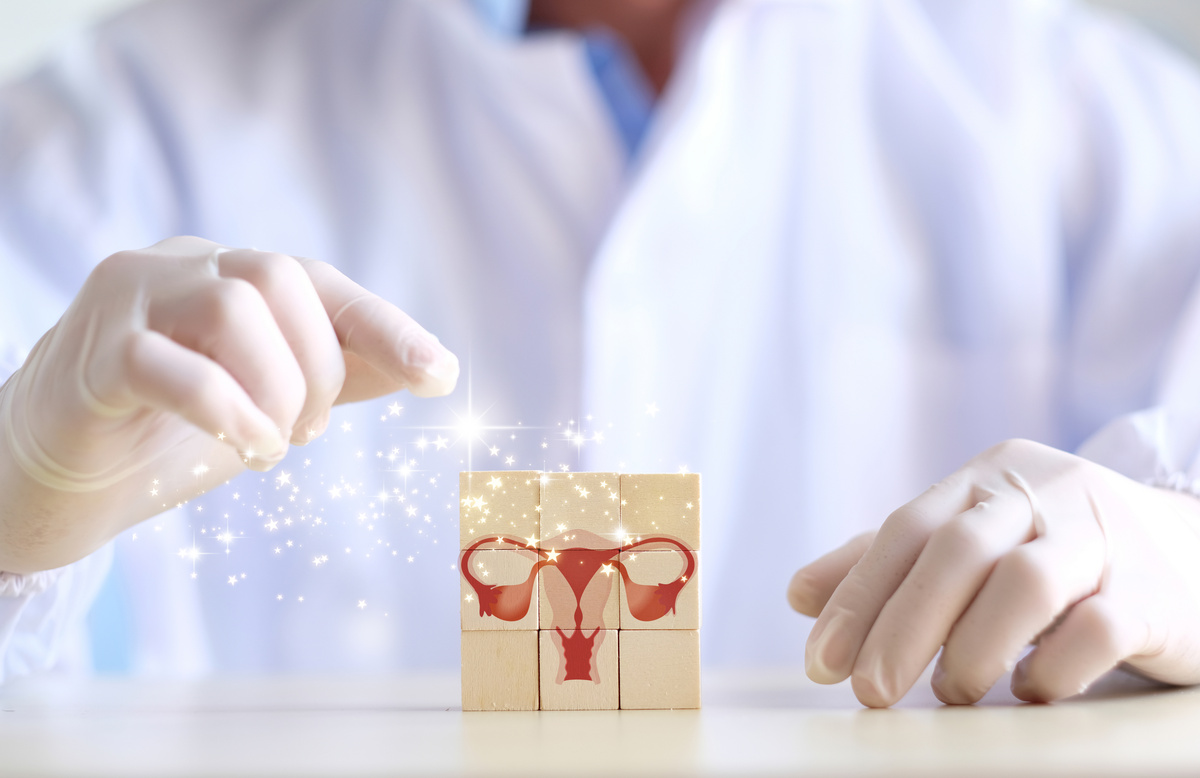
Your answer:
(2, 0), (1200, 679)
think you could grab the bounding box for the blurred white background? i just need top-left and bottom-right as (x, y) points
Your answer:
(0, 0), (141, 81)
(0, 0), (1198, 84)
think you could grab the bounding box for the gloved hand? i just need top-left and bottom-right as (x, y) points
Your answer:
(787, 438), (1200, 706)
(0, 236), (458, 573)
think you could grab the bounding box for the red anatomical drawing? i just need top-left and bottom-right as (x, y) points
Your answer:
(459, 532), (696, 682)
(458, 470), (701, 711)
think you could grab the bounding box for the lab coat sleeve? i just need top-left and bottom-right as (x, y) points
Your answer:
(0, 547), (112, 684)
(0, 344), (115, 684)
(1076, 274), (1200, 489)
(0, 9), (189, 680)
(1058, 6), (1200, 490)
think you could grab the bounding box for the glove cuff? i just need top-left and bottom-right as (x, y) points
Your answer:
(0, 568), (63, 598)
(1077, 407), (1200, 495)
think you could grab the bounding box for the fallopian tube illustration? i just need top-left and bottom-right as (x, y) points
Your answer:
(459, 532), (696, 682)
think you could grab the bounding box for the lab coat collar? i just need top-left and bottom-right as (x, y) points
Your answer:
(467, 0), (531, 36)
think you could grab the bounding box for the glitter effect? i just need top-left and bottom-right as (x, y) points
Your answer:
(138, 391), (666, 623)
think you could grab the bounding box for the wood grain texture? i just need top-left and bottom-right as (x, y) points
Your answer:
(539, 472), (622, 547)
(619, 630), (701, 710)
(619, 550), (699, 630)
(539, 629), (619, 711)
(461, 630), (539, 711)
(461, 549), (541, 631)
(619, 474), (700, 550)
(460, 471), (541, 548)
(460, 471), (702, 711)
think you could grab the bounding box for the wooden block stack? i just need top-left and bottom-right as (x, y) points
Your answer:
(459, 471), (542, 711)
(459, 471), (701, 711)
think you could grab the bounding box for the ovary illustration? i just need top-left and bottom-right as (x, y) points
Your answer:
(460, 532), (696, 683)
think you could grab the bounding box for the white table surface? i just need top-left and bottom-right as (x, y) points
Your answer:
(2, 667), (1198, 776)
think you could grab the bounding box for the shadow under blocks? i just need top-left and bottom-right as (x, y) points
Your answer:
(459, 471), (701, 711)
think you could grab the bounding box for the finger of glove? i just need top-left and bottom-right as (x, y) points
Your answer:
(787, 531), (876, 617)
(932, 533), (1103, 705)
(806, 474), (976, 686)
(335, 352), (411, 405)
(850, 493), (1034, 707)
(1011, 594), (1139, 702)
(124, 330), (285, 469)
(216, 250), (345, 445)
(149, 275), (305, 446)
(298, 258), (459, 399)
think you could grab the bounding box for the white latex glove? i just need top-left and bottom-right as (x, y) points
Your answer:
(787, 438), (1200, 707)
(0, 236), (458, 573)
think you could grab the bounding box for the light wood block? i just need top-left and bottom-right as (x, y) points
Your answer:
(460, 471), (541, 549)
(619, 550), (699, 630)
(540, 472), (622, 548)
(461, 549), (540, 631)
(539, 553), (620, 630)
(461, 630), (539, 711)
(459, 470), (703, 712)
(618, 630), (700, 710)
(539, 629), (618, 711)
(619, 474), (700, 550)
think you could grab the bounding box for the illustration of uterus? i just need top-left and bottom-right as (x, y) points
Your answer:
(459, 530), (696, 684)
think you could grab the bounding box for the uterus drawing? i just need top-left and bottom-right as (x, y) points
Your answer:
(459, 530), (697, 683)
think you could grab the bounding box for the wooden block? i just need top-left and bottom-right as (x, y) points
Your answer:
(539, 629), (618, 710)
(460, 471), (541, 549)
(460, 549), (540, 631)
(618, 630), (701, 710)
(540, 472), (622, 548)
(539, 551), (620, 630)
(461, 630), (539, 711)
(619, 474), (700, 550)
(619, 550), (699, 630)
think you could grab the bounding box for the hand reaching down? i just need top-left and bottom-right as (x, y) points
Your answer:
(788, 439), (1200, 707)
(0, 236), (458, 572)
